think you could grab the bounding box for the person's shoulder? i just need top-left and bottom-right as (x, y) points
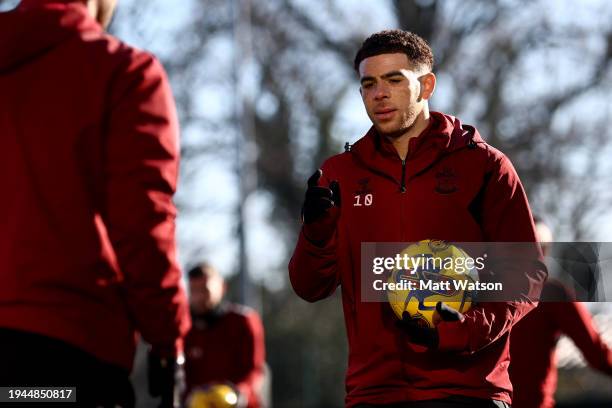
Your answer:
(320, 132), (375, 174)
(446, 114), (508, 164)
(312, 144), (355, 181)
(323, 145), (353, 166)
(467, 142), (515, 179)
(224, 303), (261, 320)
(78, 31), (162, 77)
(432, 114), (509, 179)
(479, 142), (510, 166)
(223, 304), (264, 334)
(457, 125), (512, 173)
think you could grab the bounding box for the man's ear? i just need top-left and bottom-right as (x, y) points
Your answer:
(419, 72), (436, 101)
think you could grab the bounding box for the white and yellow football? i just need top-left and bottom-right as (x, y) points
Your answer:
(386, 240), (478, 328)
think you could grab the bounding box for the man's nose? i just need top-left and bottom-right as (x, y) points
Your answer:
(373, 83), (390, 100)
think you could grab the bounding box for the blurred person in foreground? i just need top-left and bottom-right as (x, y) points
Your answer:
(184, 263), (265, 408)
(0, 0), (190, 406)
(509, 218), (612, 408)
(289, 29), (546, 407)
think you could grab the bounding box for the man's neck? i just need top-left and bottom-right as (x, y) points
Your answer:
(386, 110), (431, 161)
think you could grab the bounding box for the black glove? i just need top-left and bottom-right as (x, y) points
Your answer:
(147, 350), (178, 408)
(396, 302), (464, 349)
(301, 169), (341, 245)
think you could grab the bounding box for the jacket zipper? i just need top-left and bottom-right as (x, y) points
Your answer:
(400, 159), (407, 193)
(400, 159), (407, 242)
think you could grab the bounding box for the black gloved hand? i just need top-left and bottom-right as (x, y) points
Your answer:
(396, 302), (464, 349)
(301, 169), (341, 245)
(147, 350), (177, 408)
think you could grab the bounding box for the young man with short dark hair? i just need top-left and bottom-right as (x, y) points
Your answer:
(289, 29), (547, 408)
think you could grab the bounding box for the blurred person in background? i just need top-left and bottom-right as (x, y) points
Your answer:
(289, 29), (546, 407)
(184, 263), (265, 408)
(509, 217), (612, 408)
(0, 0), (190, 407)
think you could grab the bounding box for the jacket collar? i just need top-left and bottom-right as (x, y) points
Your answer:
(351, 111), (483, 183)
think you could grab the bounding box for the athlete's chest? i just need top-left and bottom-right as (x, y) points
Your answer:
(337, 154), (486, 242)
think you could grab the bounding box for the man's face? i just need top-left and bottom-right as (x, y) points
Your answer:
(189, 271), (225, 314)
(359, 53), (432, 137)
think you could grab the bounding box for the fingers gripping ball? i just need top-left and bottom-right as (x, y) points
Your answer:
(187, 383), (240, 408)
(387, 240), (478, 328)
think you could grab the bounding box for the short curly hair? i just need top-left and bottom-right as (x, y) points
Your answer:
(188, 262), (216, 279)
(354, 30), (434, 73)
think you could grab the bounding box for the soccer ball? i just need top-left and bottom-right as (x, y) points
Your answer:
(186, 383), (240, 408)
(386, 240), (478, 328)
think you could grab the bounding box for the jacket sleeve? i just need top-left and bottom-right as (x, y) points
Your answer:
(102, 51), (191, 357)
(288, 163), (341, 302)
(233, 311), (266, 406)
(554, 302), (612, 375)
(437, 152), (547, 352)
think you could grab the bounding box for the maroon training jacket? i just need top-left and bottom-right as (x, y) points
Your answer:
(0, 0), (190, 369)
(289, 112), (547, 406)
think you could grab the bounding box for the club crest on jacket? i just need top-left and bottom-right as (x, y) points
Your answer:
(435, 167), (458, 194)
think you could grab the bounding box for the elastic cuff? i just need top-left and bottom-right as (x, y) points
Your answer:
(436, 319), (470, 351)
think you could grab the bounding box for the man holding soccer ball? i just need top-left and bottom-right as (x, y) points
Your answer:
(289, 30), (547, 407)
